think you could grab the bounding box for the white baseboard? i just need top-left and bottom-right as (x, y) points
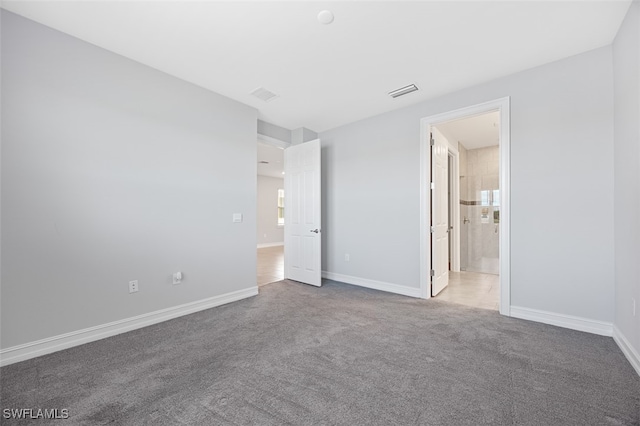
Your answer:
(510, 306), (613, 336)
(257, 242), (284, 249)
(613, 325), (640, 377)
(0, 286), (259, 367)
(322, 271), (422, 298)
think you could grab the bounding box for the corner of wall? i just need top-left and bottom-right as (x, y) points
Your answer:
(612, 0), (640, 376)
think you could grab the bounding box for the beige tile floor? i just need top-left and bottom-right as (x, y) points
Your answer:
(257, 245), (284, 286)
(435, 271), (499, 310)
(257, 245), (498, 310)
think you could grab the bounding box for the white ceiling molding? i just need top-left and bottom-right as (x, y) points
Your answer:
(258, 133), (290, 150)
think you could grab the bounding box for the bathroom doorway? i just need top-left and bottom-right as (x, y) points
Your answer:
(420, 97), (510, 315)
(437, 113), (500, 310)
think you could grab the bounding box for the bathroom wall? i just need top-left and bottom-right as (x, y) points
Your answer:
(462, 145), (500, 274)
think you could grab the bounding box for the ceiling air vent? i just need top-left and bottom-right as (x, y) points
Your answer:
(250, 87), (279, 103)
(388, 84), (419, 98)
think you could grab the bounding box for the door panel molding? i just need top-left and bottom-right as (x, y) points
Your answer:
(284, 139), (322, 287)
(431, 128), (450, 296)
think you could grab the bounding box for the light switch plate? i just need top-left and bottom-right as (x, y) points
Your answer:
(232, 213), (243, 223)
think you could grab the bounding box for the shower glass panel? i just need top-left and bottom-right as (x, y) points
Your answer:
(460, 146), (500, 275)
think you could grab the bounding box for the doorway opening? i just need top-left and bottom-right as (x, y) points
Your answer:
(257, 141), (286, 287)
(256, 137), (323, 289)
(438, 112), (500, 310)
(420, 97), (510, 316)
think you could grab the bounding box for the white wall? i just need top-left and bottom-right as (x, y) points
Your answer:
(0, 11), (258, 349)
(258, 120), (291, 144)
(321, 46), (615, 323)
(613, 1), (640, 362)
(257, 175), (284, 246)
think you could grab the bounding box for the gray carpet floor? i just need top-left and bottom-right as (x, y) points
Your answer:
(1, 279), (639, 425)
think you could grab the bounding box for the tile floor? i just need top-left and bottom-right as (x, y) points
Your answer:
(435, 271), (499, 310)
(464, 257), (500, 275)
(257, 245), (498, 310)
(257, 245), (284, 286)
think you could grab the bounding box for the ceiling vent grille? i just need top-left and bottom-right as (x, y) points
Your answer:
(250, 87), (279, 102)
(388, 84), (419, 98)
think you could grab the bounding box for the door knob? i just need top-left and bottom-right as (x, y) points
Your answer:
(310, 229), (320, 233)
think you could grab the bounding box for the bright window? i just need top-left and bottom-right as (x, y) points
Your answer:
(480, 189), (500, 206)
(277, 189), (285, 226)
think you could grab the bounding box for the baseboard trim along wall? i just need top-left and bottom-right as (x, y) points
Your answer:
(613, 326), (640, 377)
(0, 286), (259, 367)
(257, 242), (284, 249)
(501, 307), (640, 376)
(510, 306), (613, 336)
(322, 271), (422, 298)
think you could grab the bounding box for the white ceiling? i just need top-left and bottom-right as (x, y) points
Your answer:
(2, 1), (631, 133)
(257, 142), (285, 179)
(437, 111), (500, 150)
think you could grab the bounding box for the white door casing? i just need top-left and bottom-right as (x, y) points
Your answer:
(419, 97), (510, 316)
(284, 139), (322, 287)
(431, 128), (449, 296)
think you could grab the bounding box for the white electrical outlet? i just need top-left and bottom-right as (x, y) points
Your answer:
(173, 272), (182, 285)
(345, 253), (350, 262)
(129, 280), (138, 293)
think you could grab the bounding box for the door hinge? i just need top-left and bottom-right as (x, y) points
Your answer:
(430, 182), (435, 190)
(430, 226), (435, 233)
(430, 134), (435, 146)
(430, 270), (435, 277)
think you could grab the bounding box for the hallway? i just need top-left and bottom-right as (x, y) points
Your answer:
(257, 245), (284, 286)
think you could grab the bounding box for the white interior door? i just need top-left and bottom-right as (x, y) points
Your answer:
(284, 139), (322, 287)
(431, 128), (449, 296)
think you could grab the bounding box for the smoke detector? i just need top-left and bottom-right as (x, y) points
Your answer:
(250, 87), (279, 103)
(318, 10), (334, 25)
(388, 84), (419, 98)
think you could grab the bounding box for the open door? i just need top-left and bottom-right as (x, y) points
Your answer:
(284, 139), (322, 287)
(431, 128), (449, 296)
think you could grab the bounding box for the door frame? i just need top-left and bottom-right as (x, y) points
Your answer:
(419, 97), (511, 316)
